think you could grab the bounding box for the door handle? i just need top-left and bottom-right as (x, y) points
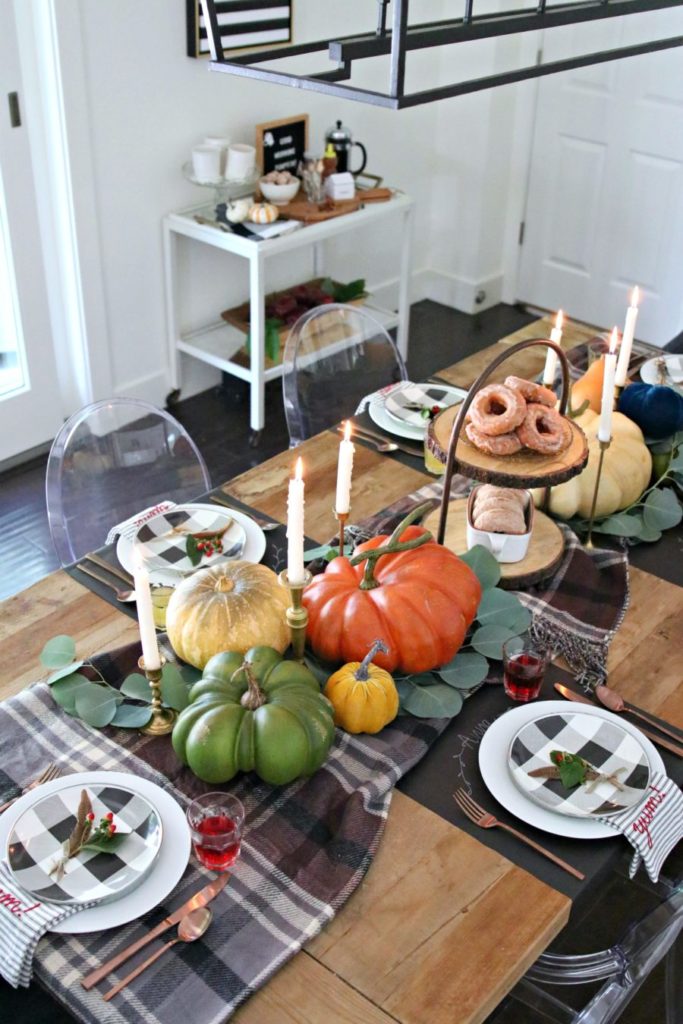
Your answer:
(8, 92), (21, 128)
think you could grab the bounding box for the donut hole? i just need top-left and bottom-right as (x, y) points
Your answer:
(537, 417), (552, 434)
(489, 399), (507, 416)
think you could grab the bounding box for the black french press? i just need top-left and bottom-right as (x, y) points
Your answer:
(325, 120), (367, 175)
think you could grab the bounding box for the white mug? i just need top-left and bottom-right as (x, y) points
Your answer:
(226, 143), (256, 180)
(192, 145), (221, 183)
(203, 135), (230, 175)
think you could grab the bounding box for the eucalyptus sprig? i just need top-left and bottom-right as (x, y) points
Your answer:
(566, 430), (683, 543)
(39, 636), (199, 729)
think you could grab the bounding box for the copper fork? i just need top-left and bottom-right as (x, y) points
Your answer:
(0, 764), (62, 814)
(453, 788), (585, 881)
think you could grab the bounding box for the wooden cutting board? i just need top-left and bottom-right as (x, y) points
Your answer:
(268, 188), (393, 223)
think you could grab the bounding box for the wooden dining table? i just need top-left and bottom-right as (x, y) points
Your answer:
(1, 314), (682, 1024)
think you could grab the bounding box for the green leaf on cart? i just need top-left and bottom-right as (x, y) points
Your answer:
(50, 673), (92, 714)
(642, 488), (682, 532)
(475, 589), (531, 633)
(47, 661), (85, 684)
(161, 663), (191, 711)
(110, 703), (153, 728)
(470, 624), (519, 660)
(75, 685), (118, 728)
(120, 673), (154, 702)
(437, 651), (489, 689)
(459, 546), (501, 590)
(40, 635), (76, 669)
(400, 681), (463, 718)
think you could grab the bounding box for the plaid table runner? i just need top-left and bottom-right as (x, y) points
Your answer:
(0, 652), (444, 1024)
(345, 476), (629, 687)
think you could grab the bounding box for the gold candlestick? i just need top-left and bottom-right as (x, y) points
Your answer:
(584, 438), (611, 550)
(278, 569), (312, 662)
(334, 508), (350, 555)
(138, 655), (177, 736)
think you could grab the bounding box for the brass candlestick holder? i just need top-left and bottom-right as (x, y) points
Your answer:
(138, 654), (177, 736)
(278, 569), (313, 662)
(334, 508), (350, 555)
(584, 438), (612, 550)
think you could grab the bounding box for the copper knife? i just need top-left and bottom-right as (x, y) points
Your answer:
(554, 684), (683, 758)
(81, 874), (229, 990)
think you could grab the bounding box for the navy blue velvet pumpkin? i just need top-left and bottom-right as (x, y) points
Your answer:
(618, 382), (683, 440)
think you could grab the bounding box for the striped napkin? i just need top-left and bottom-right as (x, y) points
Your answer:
(105, 499), (176, 545)
(0, 862), (95, 987)
(598, 774), (683, 882)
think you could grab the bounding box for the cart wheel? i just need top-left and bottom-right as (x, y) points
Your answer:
(249, 429), (263, 448)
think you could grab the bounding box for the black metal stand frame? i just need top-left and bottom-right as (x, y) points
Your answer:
(199, 0), (683, 109)
(435, 337), (571, 544)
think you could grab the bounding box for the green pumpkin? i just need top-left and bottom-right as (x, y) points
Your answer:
(618, 382), (683, 440)
(171, 646), (335, 785)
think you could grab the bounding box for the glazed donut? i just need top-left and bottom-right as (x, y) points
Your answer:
(473, 495), (526, 520)
(473, 485), (526, 511)
(516, 403), (571, 454)
(504, 376), (557, 408)
(473, 508), (527, 535)
(465, 422), (523, 455)
(469, 384), (526, 436)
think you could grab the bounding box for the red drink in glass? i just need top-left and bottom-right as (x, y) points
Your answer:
(503, 637), (547, 702)
(186, 793), (245, 873)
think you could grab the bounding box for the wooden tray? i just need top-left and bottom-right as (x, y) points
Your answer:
(427, 404), (588, 489)
(255, 188), (393, 222)
(424, 498), (566, 589)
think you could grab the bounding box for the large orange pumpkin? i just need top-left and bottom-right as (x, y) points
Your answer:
(303, 507), (481, 674)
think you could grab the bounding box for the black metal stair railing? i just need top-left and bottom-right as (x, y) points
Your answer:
(198, 0), (683, 109)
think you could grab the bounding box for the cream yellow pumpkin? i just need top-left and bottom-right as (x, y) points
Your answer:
(532, 409), (652, 519)
(166, 561), (290, 669)
(249, 202), (278, 224)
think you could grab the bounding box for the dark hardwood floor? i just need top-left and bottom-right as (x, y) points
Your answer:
(0, 300), (535, 602)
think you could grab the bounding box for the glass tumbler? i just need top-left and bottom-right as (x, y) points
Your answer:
(187, 792), (245, 872)
(502, 635), (548, 703)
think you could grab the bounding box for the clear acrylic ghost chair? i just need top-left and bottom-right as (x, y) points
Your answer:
(281, 302), (408, 446)
(492, 873), (683, 1024)
(46, 398), (211, 565)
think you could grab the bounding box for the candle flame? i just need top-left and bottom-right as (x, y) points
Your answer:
(631, 285), (640, 308)
(294, 456), (303, 481)
(343, 420), (352, 442)
(555, 309), (563, 330)
(609, 327), (619, 354)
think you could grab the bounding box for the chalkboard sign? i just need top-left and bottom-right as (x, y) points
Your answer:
(256, 114), (309, 176)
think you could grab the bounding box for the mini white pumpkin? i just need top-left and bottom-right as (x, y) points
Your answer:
(249, 202), (278, 225)
(226, 197), (252, 223)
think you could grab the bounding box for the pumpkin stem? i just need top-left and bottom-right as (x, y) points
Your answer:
(349, 502), (434, 591)
(234, 661), (268, 710)
(355, 639), (389, 681)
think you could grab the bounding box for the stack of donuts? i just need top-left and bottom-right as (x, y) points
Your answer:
(470, 485), (529, 535)
(465, 376), (571, 456)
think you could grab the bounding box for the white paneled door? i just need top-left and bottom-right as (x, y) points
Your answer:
(0, 0), (62, 462)
(517, 10), (683, 346)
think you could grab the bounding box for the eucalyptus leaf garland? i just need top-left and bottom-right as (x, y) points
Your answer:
(40, 639), (197, 729)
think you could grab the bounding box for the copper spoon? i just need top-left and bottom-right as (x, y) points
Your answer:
(103, 907), (212, 1001)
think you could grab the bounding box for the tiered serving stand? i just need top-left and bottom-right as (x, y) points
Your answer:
(425, 338), (589, 589)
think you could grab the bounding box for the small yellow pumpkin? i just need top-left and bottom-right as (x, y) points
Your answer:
(324, 640), (399, 735)
(249, 202), (278, 224)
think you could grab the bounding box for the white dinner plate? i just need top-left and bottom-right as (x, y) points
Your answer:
(0, 770), (190, 933)
(479, 700), (664, 839)
(640, 354), (683, 389)
(368, 383), (467, 441)
(117, 503), (267, 587)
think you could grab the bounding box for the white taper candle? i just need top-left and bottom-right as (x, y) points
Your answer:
(543, 310), (564, 386)
(615, 286), (640, 387)
(598, 329), (619, 443)
(287, 457), (305, 585)
(132, 553), (160, 670)
(335, 421), (355, 515)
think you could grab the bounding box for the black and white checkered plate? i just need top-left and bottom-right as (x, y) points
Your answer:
(508, 712), (650, 818)
(6, 784), (162, 905)
(135, 506), (246, 574)
(383, 382), (463, 428)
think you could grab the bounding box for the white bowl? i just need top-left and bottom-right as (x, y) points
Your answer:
(259, 177), (301, 205)
(466, 487), (533, 564)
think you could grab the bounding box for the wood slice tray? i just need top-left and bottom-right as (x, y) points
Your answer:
(424, 498), (566, 589)
(427, 405), (588, 488)
(275, 195), (361, 222)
